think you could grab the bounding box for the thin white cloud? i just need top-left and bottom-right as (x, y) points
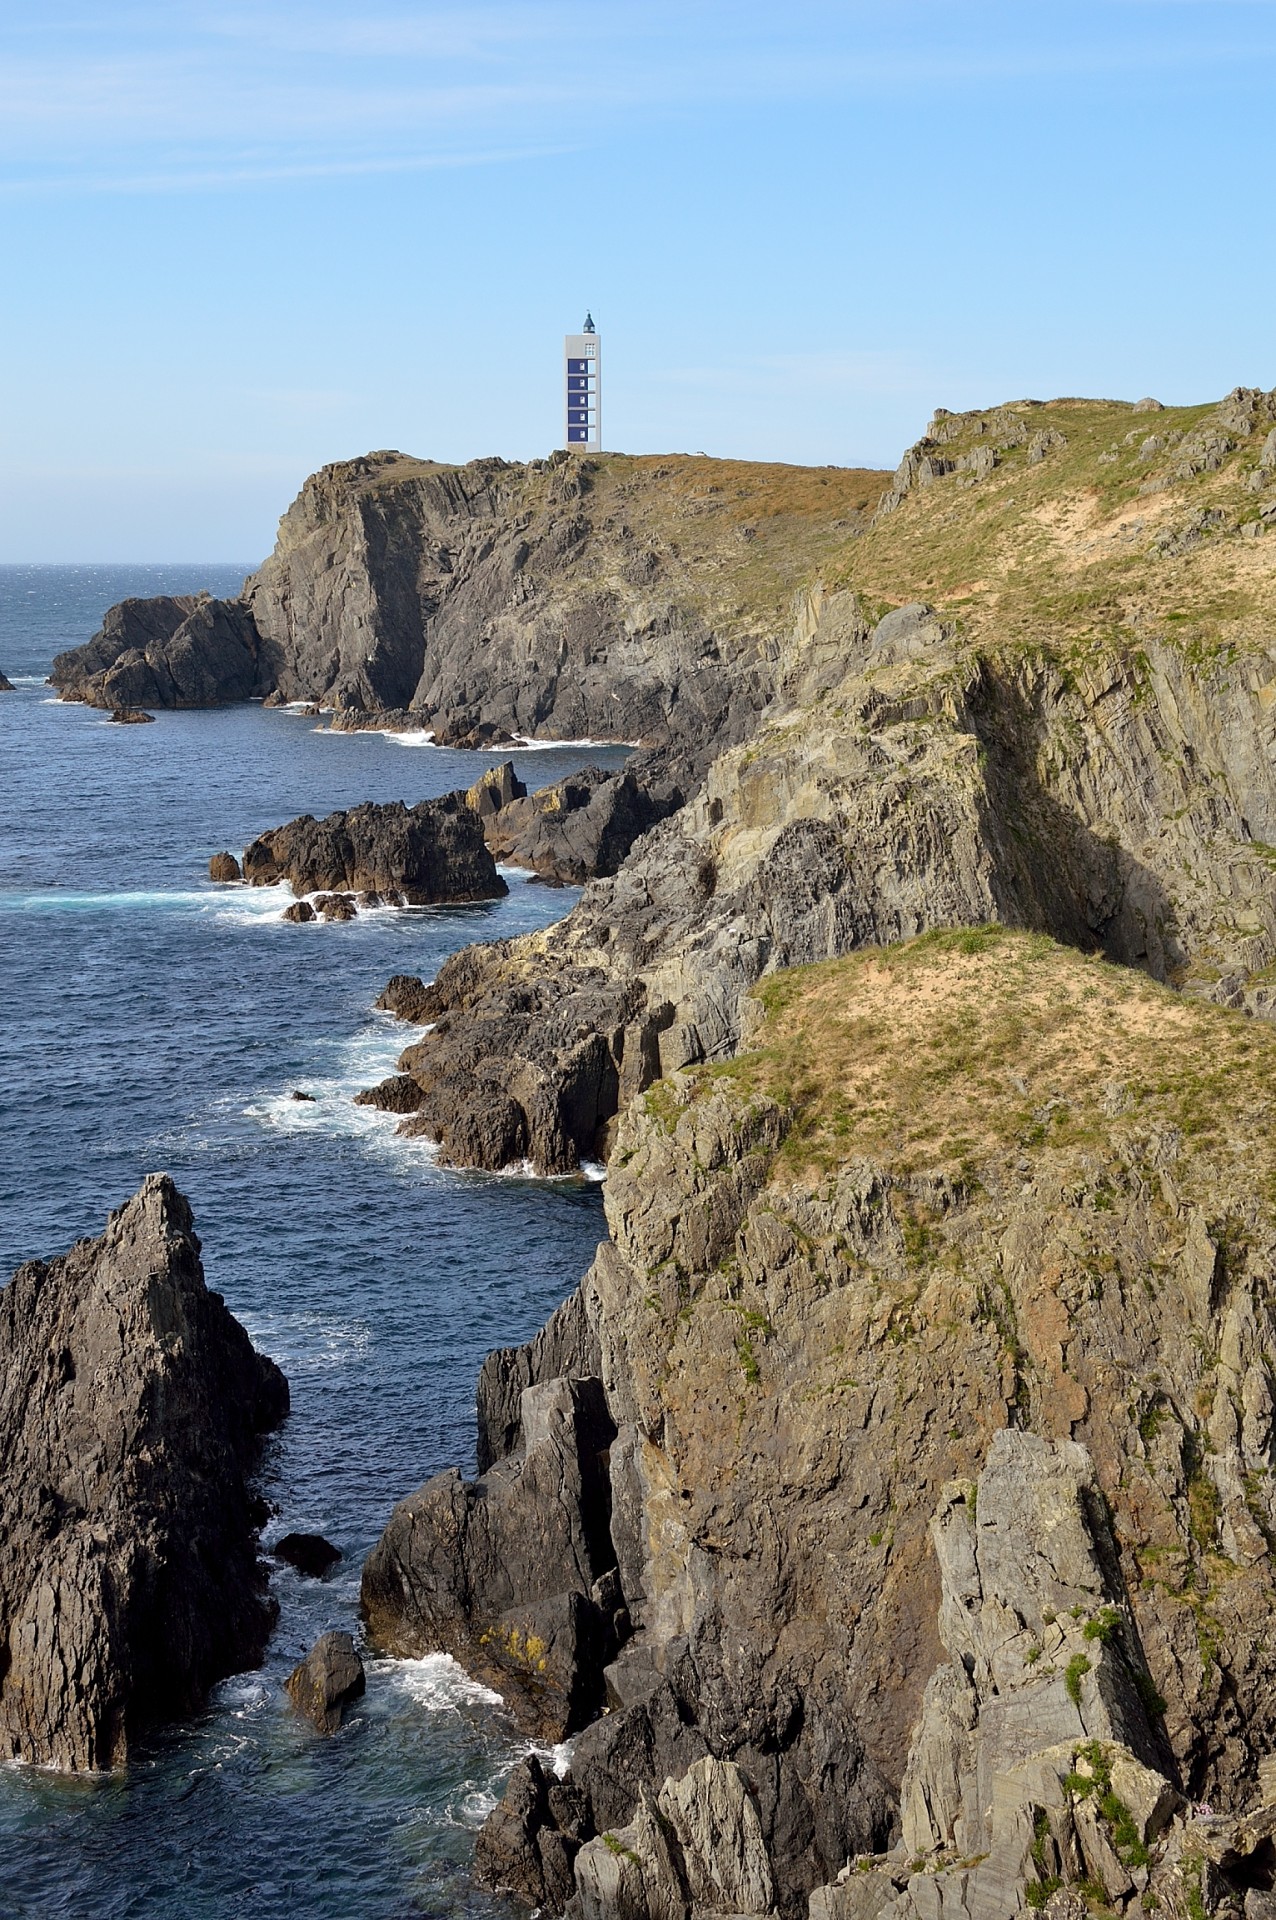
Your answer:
(0, 142), (578, 198)
(2, 2), (1274, 192)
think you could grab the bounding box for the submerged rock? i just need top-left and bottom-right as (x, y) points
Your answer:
(284, 1630), (365, 1734)
(282, 900), (315, 923)
(107, 706), (155, 724)
(0, 671), (15, 691)
(274, 1532), (341, 1577)
(242, 794), (504, 904)
(0, 1175), (288, 1770)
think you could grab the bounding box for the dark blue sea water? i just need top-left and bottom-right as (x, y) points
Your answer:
(0, 566), (623, 1919)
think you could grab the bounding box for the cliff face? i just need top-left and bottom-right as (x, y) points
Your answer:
(370, 593), (1276, 1172)
(367, 931), (1276, 1918)
(0, 1176), (288, 1770)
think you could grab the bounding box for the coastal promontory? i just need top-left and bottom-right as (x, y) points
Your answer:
(0, 1175), (288, 1770)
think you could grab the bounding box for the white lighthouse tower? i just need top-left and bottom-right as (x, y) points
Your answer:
(563, 313), (601, 451)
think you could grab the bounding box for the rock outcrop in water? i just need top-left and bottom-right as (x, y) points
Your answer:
(366, 929), (1276, 1918)
(50, 593), (266, 710)
(240, 793), (504, 903)
(284, 1631), (365, 1735)
(362, 1371), (624, 1739)
(0, 1175), (288, 1770)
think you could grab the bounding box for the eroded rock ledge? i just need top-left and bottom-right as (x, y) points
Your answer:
(0, 1175), (288, 1770)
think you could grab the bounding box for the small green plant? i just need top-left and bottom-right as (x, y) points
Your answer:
(869, 1531), (884, 1548)
(736, 1335), (761, 1386)
(1065, 1653), (1092, 1704)
(1025, 1645), (1042, 1665)
(1084, 1606), (1122, 1645)
(1184, 1862), (1208, 1920)
(1026, 1808), (1062, 1908)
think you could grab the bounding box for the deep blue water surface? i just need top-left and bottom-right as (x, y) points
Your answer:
(0, 567), (622, 1918)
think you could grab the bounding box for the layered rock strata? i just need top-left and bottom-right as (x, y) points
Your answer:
(0, 1175), (288, 1770)
(240, 794), (504, 903)
(366, 933), (1276, 1918)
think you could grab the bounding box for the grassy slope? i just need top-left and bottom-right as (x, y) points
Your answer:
(836, 396), (1276, 664)
(705, 925), (1276, 1202)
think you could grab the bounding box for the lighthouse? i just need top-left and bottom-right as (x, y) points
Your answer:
(563, 313), (601, 451)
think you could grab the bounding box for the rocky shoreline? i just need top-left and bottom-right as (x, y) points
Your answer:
(15, 390), (1276, 1915)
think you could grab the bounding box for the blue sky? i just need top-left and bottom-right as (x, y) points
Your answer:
(2, 1), (1274, 561)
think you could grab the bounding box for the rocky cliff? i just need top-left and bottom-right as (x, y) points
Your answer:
(50, 593), (266, 709)
(48, 451), (884, 748)
(366, 929), (1276, 1919)
(361, 388), (1276, 1173)
(0, 1176), (288, 1770)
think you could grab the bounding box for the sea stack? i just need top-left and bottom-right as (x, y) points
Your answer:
(0, 1175), (288, 1770)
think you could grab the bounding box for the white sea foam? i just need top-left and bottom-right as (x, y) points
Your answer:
(236, 1307), (372, 1375)
(241, 1017), (444, 1168)
(512, 734), (637, 750)
(370, 1652), (504, 1712)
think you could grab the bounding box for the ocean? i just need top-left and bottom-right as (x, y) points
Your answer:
(0, 565), (624, 1919)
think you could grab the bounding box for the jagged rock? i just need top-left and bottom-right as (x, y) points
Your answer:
(361, 1375), (623, 1739)
(107, 706), (155, 724)
(50, 592), (264, 709)
(466, 762), (529, 817)
(283, 1630), (365, 1734)
(242, 794), (504, 903)
(0, 1175), (288, 1770)
(274, 1532), (341, 1578)
(433, 716), (518, 750)
(0, 671), (14, 691)
(290, 1090), (315, 1102)
(315, 893), (357, 922)
(209, 851), (242, 882)
(476, 1286), (602, 1472)
(353, 1074), (426, 1116)
(483, 764), (680, 884)
(282, 900), (315, 923)
(574, 1760), (774, 1920)
(475, 1755), (592, 1908)
(375, 973), (437, 1021)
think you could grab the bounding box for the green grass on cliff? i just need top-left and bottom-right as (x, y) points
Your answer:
(713, 926), (1276, 1194)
